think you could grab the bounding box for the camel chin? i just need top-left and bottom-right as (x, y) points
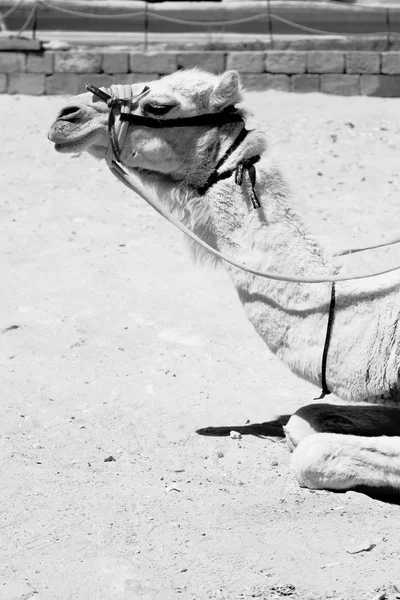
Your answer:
(86, 144), (109, 159)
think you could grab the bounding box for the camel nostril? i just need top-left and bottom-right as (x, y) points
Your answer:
(57, 105), (83, 122)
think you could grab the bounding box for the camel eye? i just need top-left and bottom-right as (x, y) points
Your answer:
(143, 103), (173, 116)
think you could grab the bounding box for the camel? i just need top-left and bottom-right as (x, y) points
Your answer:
(48, 68), (400, 493)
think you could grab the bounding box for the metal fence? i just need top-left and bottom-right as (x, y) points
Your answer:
(1, 0), (399, 46)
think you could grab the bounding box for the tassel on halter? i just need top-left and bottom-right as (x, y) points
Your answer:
(235, 158), (261, 209)
(197, 127), (261, 209)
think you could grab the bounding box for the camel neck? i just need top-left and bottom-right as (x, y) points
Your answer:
(206, 159), (337, 389)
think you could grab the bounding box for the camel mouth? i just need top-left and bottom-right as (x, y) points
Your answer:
(52, 137), (90, 153)
(48, 124), (105, 154)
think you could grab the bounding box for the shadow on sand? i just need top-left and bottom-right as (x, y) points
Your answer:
(196, 415), (290, 439)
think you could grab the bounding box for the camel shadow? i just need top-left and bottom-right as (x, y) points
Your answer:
(196, 414), (290, 439)
(351, 486), (400, 505)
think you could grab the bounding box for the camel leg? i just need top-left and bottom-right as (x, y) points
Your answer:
(291, 433), (400, 491)
(283, 403), (400, 451)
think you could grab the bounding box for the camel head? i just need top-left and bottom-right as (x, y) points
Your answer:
(48, 69), (244, 185)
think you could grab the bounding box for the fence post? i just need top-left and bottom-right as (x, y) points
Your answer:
(386, 8), (392, 51)
(144, 1), (149, 52)
(266, 0), (273, 48)
(32, 1), (38, 39)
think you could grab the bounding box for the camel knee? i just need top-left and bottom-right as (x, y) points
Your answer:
(283, 403), (345, 451)
(291, 433), (360, 491)
(291, 434), (331, 489)
(283, 413), (318, 452)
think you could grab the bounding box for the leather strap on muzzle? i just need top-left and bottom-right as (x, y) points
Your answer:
(87, 83), (150, 162)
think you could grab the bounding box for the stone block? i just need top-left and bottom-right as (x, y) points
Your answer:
(8, 73), (45, 95)
(112, 73), (160, 86)
(102, 52), (129, 74)
(130, 52), (177, 74)
(0, 52), (25, 73)
(292, 74), (320, 93)
(45, 73), (79, 95)
(226, 52), (264, 73)
(321, 74), (360, 95)
(345, 52), (380, 74)
(381, 53), (400, 75)
(0, 74), (7, 93)
(240, 73), (290, 92)
(266, 52), (307, 74)
(177, 52), (225, 73)
(26, 52), (53, 74)
(360, 74), (400, 97)
(0, 38), (41, 51)
(77, 74), (113, 94)
(54, 52), (101, 73)
(307, 52), (345, 74)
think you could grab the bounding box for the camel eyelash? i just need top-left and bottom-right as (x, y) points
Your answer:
(142, 103), (173, 116)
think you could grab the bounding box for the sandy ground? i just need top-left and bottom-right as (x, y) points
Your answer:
(2, 90), (400, 600)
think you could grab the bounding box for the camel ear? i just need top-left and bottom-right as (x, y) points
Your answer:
(210, 70), (241, 110)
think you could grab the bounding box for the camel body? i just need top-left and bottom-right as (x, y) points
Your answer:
(47, 68), (400, 492)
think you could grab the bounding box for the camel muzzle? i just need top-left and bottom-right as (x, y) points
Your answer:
(48, 106), (85, 144)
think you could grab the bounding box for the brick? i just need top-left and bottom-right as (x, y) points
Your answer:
(130, 52), (177, 74)
(54, 52), (101, 74)
(226, 52), (264, 73)
(26, 52), (53, 74)
(77, 74), (113, 94)
(361, 74), (400, 97)
(292, 74), (320, 93)
(381, 52), (400, 75)
(346, 52), (380, 74)
(266, 52), (306, 74)
(112, 73), (159, 86)
(307, 52), (344, 74)
(0, 74), (7, 93)
(240, 74), (290, 92)
(177, 52), (225, 73)
(102, 52), (129, 74)
(0, 52), (25, 73)
(321, 74), (360, 96)
(8, 73), (45, 95)
(45, 73), (79, 95)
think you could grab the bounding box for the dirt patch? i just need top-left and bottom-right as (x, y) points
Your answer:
(2, 91), (400, 599)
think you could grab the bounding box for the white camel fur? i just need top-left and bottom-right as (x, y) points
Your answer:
(48, 68), (400, 493)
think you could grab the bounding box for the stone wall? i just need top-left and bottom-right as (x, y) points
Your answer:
(1, 49), (400, 96)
